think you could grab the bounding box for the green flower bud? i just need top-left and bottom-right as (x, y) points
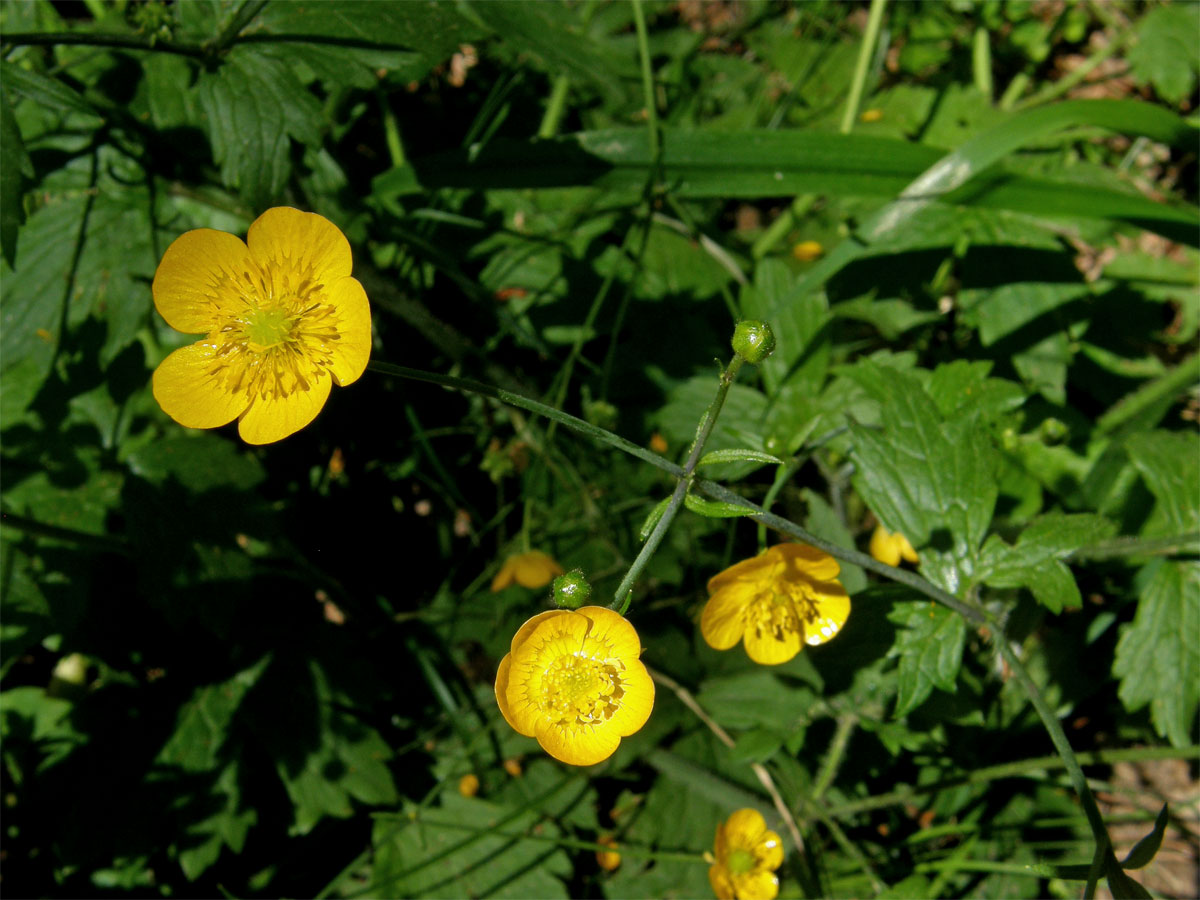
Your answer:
(551, 569), (592, 609)
(731, 320), (776, 365)
(1038, 417), (1069, 445)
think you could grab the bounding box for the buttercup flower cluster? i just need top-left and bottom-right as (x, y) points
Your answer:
(701, 543), (850, 665)
(494, 606), (653, 766)
(151, 207), (371, 444)
(709, 808), (784, 900)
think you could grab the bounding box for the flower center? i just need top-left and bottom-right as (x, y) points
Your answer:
(541, 653), (625, 726)
(204, 261), (343, 402)
(748, 590), (803, 643)
(727, 848), (756, 874)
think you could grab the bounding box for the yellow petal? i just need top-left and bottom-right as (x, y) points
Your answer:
(246, 207), (352, 287)
(802, 583), (850, 647)
(237, 375), (332, 444)
(869, 525), (902, 566)
(493, 654), (531, 736)
(724, 808), (769, 845)
(508, 610), (569, 654)
(152, 229), (253, 334)
(773, 542), (840, 582)
(152, 342), (249, 429)
(734, 869), (779, 900)
(490, 560), (516, 591)
(707, 551), (773, 594)
(578, 606), (642, 661)
(701, 586), (751, 650)
(513, 551), (563, 588)
(607, 658), (654, 737)
(709, 865), (736, 900)
(744, 618), (802, 665)
(756, 830), (784, 870)
(535, 719), (620, 766)
(325, 276), (372, 386)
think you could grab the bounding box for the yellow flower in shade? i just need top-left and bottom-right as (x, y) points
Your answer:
(502, 757), (523, 777)
(151, 207), (372, 445)
(708, 808), (783, 900)
(595, 834), (622, 871)
(494, 606), (654, 766)
(457, 773), (480, 797)
(490, 550), (565, 591)
(701, 543), (850, 665)
(868, 523), (919, 567)
(791, 239), (824, 262)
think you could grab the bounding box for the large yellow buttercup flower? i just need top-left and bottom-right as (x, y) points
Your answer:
(708, 808), (784, 900)
(701, 543), (850, 665)
(151, 207), (371, 444)
(494, 606), (653, 766)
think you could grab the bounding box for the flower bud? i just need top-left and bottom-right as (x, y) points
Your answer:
(551, 569), (592, 609)
(731, 320), (775, 364)
(1038, 417), (1069, 445)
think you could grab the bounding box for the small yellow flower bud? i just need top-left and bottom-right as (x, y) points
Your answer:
(596, 835), (622, 871)
(503, 757), (523, 777)
(792, 239), (824, 261)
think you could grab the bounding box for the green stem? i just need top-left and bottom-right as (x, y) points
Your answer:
(750, 195), (816, 260)
(1, 31), (210, 57)
(1070, 531), (1200, 561)
(757, 456), (804, 551)
(631, 0), (660, 159)
(611, 356), (746, 614)
(538, 75), (571, 138)
(379, 89), (406, 167)
(1013, 24), (1135, 111)
(972, 26), (993, 103)
(811, 714), (857, 801)
(209, 0), (269, 53)
(839, 0), (888, 134)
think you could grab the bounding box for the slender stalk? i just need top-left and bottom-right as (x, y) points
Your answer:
(209, 0), (269, 53)
(811, 714), (857, 801)
(1013, 24), (1136, 111)
(631, 0), (660, 159)
(537, 75), (571, 138)
(839, 0), (888, 134)
(612, 356), (745, 614)
(973, 26), (993, 102)
(1, 31), (210, 57)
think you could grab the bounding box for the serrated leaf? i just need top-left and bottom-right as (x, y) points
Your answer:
(979, 513), (1116, 611)
(684, 492), (757, 518)
(1113, 561), (1200, 747)
(197, 47), (323, 208)
(1125, 431), (1200, 536)
(889, 602), (967, 717)
(696, 448), (783, 468)
(156, 658), (269, 772)
(846, 363), (999, 593)
(1127, 4), (1200, 105)
(926, 359), (1025, 423)
(1120, 803), (1169, 870)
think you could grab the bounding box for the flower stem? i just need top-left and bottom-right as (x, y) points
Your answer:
(838, 0), (888, 134)
(631, 0), (660, 159)
(611, 356), (745, 615)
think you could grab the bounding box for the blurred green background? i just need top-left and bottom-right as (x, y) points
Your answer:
(1, 1), (1197, 897)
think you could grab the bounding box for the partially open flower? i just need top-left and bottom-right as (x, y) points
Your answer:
(708, 808), (783, 900)
(494, 607), (654, 766)
(491, 550), (565, 591)
(701, 543), (850, 665)
(868, 523), (919, 567)
(151, 207), (371, 444)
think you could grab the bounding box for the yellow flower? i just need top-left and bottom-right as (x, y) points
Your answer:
(151, 207), (372, 445)
(869, 523), (919, 567)
(860, 107), (884, 123)
(502, 757), (523, 777)
(701, 543), (850, 665)
(490, 550), (565, 591)
(595, 834), (622, 871)
(494, 606), (654, 766)
(791, 239), (824, 262)
(457, 773), (480, 797)
(708, 808), (783, 900)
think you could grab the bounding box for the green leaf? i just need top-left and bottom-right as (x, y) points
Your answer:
(372, 793), (572, 899)
(846, 362), (999, 593)
(1107, 865), (1154, 900)
(695, 448), (783, 468)
(727, 727), (784, 765)
(637, 496), (672, 541)
(197, 47), (323, 208)
(889, 601), (967, 718)
(1128, 4), (1200, 105)
(659, 377), (769, 480)
(0, 76), (33, 267)
(978, 513), (1116, 612)
(1, 60), (104, 124)
(1125, 431), (1200, 536)
(1120, 803), (1169, 870)
(684, 492), (757, 518)
(925, 360), (1025, 424)
(696, 670), (817, 732)
(740, 258), (831, 395)
(156, 658), (269, 772)
(1113, 561), (1199, 748)
(125, 433), (266, 493)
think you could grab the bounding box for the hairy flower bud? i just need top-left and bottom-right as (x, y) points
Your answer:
(551, 569), (593, 609)
(731, 320), (776, 365)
